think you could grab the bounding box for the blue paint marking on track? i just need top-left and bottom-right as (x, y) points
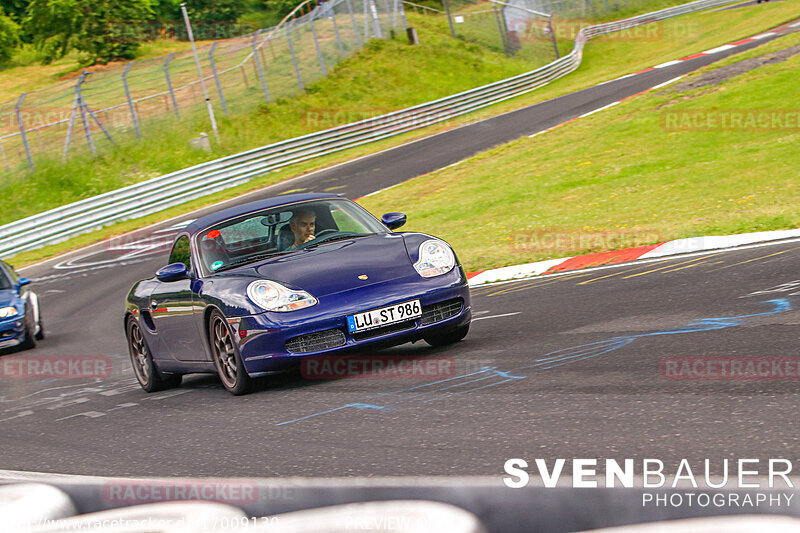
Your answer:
(275, 299), (791, 425)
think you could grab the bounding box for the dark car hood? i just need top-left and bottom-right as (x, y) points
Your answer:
(0, 289), (20, 308)
(240, 233), (415, 297)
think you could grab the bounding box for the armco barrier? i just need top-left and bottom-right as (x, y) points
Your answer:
(0, 0), (743, 259)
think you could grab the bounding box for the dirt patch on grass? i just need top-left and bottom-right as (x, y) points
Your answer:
(672, 41), (800, 91)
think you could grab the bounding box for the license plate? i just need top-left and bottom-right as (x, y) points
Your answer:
(347, 300), (422, 333)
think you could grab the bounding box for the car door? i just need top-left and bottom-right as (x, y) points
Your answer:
(150, 235), (207, 362)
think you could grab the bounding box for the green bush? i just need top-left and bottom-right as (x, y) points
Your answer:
(0, 10), (21, 64)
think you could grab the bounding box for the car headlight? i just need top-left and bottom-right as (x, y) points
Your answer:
(247, 280), (317, 312)
(0, 306), (19, 319)
(413, 239), (456, 278)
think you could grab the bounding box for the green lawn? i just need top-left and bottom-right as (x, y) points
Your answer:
(359, 30), (800, 272)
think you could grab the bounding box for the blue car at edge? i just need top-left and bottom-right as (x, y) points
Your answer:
(124, 194), (472, 395)
(0, 260), (44, 351)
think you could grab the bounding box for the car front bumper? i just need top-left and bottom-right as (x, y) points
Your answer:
(233, 269), (472, 376)
(0, 315), (26, 350)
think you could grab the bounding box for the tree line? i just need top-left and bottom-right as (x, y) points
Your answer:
(0, 0), (302, 66)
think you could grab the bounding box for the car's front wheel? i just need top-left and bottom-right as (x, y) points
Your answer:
(17, 308), (37, 350)
(209, 310), (253, 395)
(127, 319), (181, 392)
(424, 323), (470, 347)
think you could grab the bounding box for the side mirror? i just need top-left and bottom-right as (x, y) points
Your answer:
(381, 212), (407, 231)
(156, 263), (190, 283)
(17, 278), (31, 288)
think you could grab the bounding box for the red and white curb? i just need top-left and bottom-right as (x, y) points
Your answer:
(467, 227), (800, 286)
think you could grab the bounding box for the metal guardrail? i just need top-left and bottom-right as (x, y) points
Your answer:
(0, 0), (743, 259)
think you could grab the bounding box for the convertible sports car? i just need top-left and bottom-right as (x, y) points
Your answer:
(0, 260), (44, 351)
(124, 193), (472, 395)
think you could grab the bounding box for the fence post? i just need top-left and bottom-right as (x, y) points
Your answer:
(76, 74), (97, 156)
(442, 0), (456, 38)
(398, 0), (408, 29)
(346, 0), (362, 47)
(285, 24), (305, 91)
(330, 5), (346, 58)
(363, 0), (370, 41)
(62, 80), (82, 161)
(14, 93), (34, 170)
(493, 3), (509, 55)
(547, 18), (560, 58)
(381, 0), (392, 32)
(163, 53), (180, 118)
(251, 30), (271, 102)
(209, 43), (229, 115)
(370, 0), (383, 38)
(309, 18), (327, 76)
(122, 62), (141, 139)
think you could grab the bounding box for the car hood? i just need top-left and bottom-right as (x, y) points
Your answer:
(0, 289), (20, 308)
(242, 233), (416, 297)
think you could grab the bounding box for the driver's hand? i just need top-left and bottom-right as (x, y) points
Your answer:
(303, 234), (315, 243)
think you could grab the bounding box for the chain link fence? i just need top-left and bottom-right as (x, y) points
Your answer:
(0, 0), (407, 174)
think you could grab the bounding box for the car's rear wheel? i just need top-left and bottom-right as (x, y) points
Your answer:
(127, 319), (181, 392)
(424, 323), (470, 347)
(209, 310), (253, 395)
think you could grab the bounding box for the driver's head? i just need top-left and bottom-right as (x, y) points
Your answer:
(289, 208), (316, 244)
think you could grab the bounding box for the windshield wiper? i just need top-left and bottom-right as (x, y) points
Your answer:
(302, 233), (375, 249)
(213, 250), (295, 272)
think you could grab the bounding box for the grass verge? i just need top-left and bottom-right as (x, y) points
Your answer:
(358, 30), (800, 272)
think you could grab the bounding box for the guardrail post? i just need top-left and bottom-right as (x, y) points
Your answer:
(285, 24), (305, 91)
(14, 93), (34, 170)
(163, 53), (180, 118)
(330, 5), (346, 58)
(208, 43), (229, 115)
(309, 19), (327, 76)
(251, 30), (271, 102)
(346, 0), (362, 47)
(122, 63), (141, 139)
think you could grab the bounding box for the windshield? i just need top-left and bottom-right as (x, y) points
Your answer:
(196, 199), (388, 274)
(0, 265), (12, 290)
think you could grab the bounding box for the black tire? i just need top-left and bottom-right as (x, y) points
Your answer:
(209, 310), (253, 395)
(424, 323), (470, 347)
(126, 319), (181, 392)
(18, 312), (36, 350)
(34, 313), (45, 340)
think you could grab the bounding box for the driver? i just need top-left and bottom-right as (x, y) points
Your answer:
(289, 208), (316, 249)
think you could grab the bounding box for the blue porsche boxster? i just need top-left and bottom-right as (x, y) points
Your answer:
(125, 194), (471, 394)
(0, 260), (44, 351)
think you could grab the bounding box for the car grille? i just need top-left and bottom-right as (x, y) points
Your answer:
(285, 329), (346, 354)
(420, 298), (464, 325)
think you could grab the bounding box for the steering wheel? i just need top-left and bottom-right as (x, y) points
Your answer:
(313, 229), (338, 240)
